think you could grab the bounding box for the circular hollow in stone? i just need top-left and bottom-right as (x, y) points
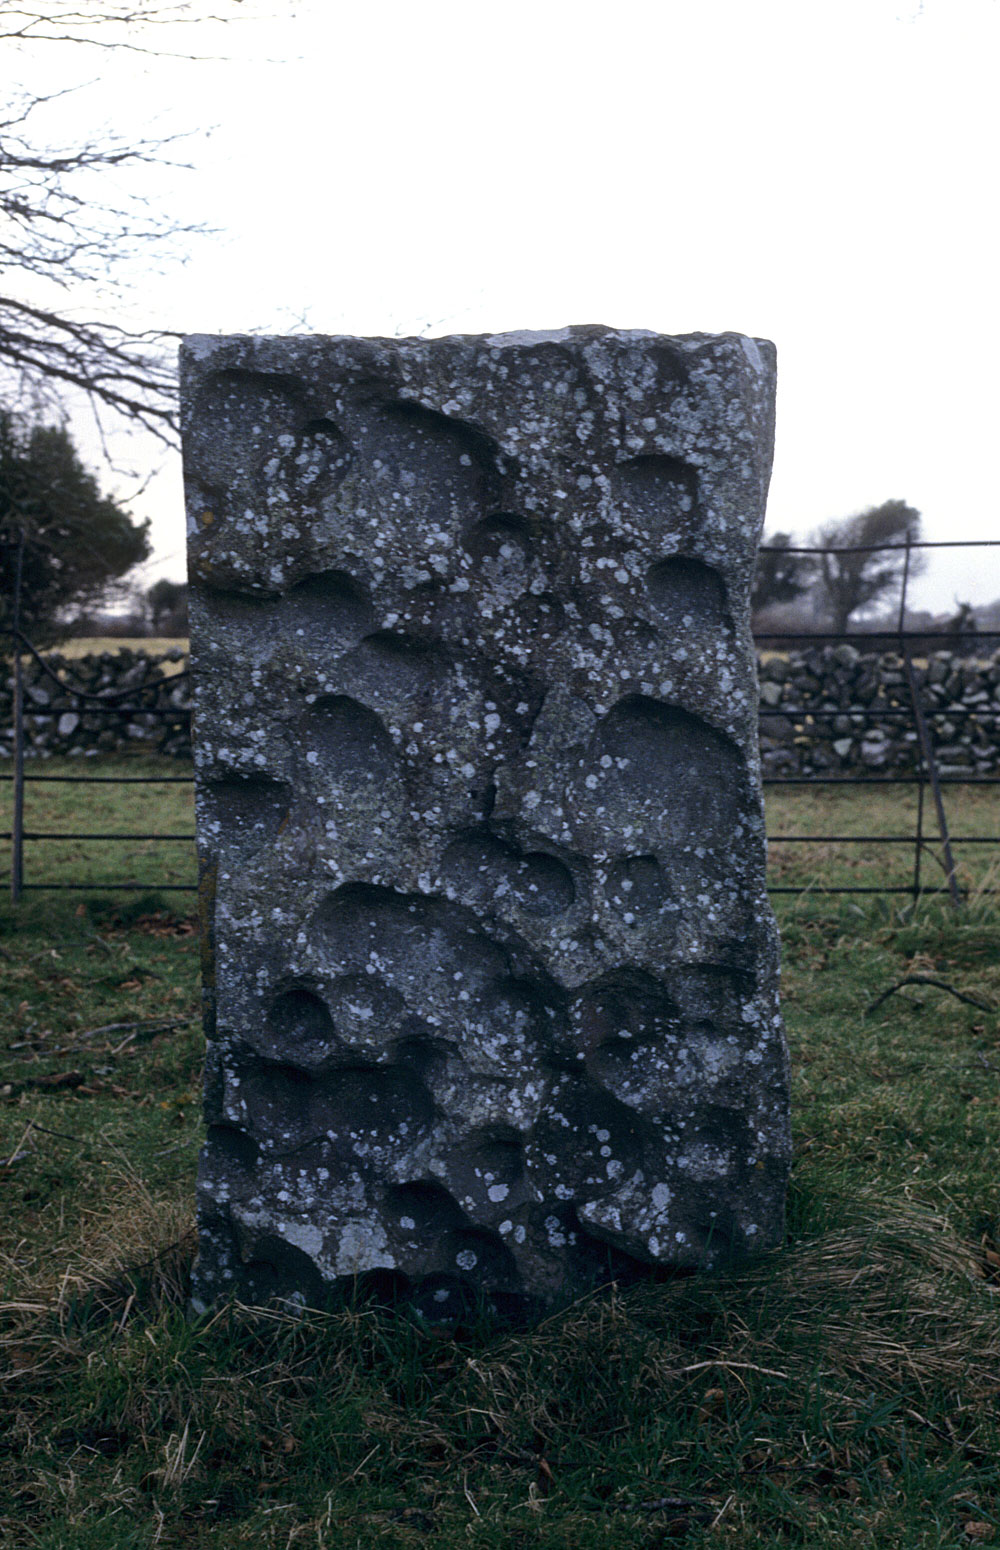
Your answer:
(441, 833), (575, 918)
(264, 984), (337, 1069)
(199, 772), (292, 858)
(282, 569), (372, 646)
(582, 695), (744, 851)
(645, 556), (728, 630)
(300, 695), (398, 785)
(462, 512), (534, 561)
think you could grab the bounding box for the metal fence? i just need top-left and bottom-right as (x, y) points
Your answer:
(757, 538), (1000, 901)
(2, 528), (195, 902)
(3, 533), (998, 905)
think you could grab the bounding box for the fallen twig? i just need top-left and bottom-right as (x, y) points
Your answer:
(6, 1017), (194, 1058)
(22, 1120), (88, 1146)
(672, 1359), (790, 1380)
(866, 976), (994, 1016)
(3, 1071), (86, 1097)
(57, 1016), (191, 1043)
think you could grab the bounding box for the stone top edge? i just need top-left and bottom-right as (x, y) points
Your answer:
(180, 325), (775, 368)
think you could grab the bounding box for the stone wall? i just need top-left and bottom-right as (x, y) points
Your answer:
(0, 648), (191, 759)
(758, 645), (1000, 777)
(5, 643), (999, 778)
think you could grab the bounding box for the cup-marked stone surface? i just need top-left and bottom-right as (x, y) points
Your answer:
(181, 326), (790, 1318)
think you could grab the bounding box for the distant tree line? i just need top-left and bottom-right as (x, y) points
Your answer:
(752, 499), (928, 634)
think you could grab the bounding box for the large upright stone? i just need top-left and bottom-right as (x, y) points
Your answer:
(182, 327), (789, 1318)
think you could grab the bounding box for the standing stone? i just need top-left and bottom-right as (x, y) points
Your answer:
(181, 327), (789, 1318)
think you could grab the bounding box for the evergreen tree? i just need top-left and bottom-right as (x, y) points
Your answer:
(1, 412), (150, 640)
(751, 532), (816, 615)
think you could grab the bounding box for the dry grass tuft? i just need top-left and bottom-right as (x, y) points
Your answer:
(398, 1194), (1000, 1453)
(963, 853), (1000, 913)
(729, 1196), (998, 1393)
(0, 1165), (194, 1378)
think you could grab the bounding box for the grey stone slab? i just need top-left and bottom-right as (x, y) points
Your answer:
(181, 326), (789, 1319)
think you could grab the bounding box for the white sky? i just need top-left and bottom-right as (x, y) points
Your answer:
(13, 0), (1000, 613)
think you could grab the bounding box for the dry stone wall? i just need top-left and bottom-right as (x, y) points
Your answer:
(0, 649), (191, 759)
(180, 326), (790, 1318)
(4, 645), (1000, 780)
(758, 646), (1000, 777)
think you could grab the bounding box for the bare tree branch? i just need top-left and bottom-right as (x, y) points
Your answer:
(0, 2), (254, 57)
(0, 1), (260, 438)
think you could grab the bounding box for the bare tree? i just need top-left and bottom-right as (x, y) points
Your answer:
(0, 4), (242, 45)
(814, 499), (925, 633)
(0, 2), (254, 441)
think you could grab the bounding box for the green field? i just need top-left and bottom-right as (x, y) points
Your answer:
(1, 758), (197, 897)
(41, 637), (189, 663)
(2, 764), (999, 1547)
(2, 756), (998, 901)
(766, 781), (1000, 899)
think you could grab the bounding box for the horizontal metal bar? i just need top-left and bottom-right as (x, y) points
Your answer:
(763, 775), (1000, 785)
(19, 882), (198, 892)
(25, 701), (1000, 721)
(14, 832), (195, 842)
(3, 773), (994, 789)
(761, 706), (999, 718)
(10, 831), (989, 849)
(769, 834), (999, 844)
(18, 880), (990, 898)
(756, 629), (1000, 641)
(18, 707), (188, 718)
(34, 700), (1000, 719)
(6, 537), (992, 566)
(0, 774), (194, 784)
(765, 885), (976, 895)
(765, 539), (1000, 554)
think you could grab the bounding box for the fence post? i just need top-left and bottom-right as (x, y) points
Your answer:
(912, 781), (925, 903)
(10, 528), (25, 904)
(897, 538), (961, 907)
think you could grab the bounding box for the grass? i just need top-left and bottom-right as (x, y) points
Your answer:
(1, 768), (999, 1546)
(3, 756), (998, 901)
(0, 757), (197, 896)
(766, 783), (1000, 897)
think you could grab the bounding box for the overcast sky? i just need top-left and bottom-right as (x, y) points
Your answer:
(16, 0), (1000, 612)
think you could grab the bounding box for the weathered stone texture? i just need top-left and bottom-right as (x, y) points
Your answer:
(181, 326), (790, 1318)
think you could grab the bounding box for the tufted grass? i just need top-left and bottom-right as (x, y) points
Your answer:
(1, 770), (999, 1546)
